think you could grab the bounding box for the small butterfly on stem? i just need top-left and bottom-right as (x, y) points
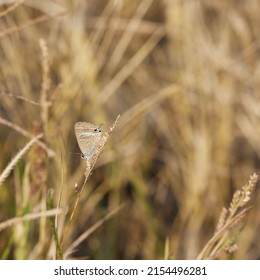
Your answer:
(74, 122), (103, 162)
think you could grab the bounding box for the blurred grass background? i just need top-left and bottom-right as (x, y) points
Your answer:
(0, 0), (260, 259)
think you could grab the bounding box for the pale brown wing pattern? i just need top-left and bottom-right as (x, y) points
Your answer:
(74, 122), (102, 159)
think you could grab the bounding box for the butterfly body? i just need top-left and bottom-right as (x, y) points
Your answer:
(74, 122), (102, 160)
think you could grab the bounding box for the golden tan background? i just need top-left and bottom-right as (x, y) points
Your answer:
(0, 0), (260, 259)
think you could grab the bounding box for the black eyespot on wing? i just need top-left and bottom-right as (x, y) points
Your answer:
(94, 128), (97, 132)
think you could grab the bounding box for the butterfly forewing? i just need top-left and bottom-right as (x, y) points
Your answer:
(74, 122), (102, 159)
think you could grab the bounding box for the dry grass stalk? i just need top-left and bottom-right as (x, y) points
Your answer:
(39, 38), (51, 134)
(0, 134), (42, 186)
(0, 116), (55, 157)
(0, 9), (65, 39)
(84, 114), (120, 179)
(0, 90), (40, 106)
(60, 115), (120, 251)
(119, 84), (180, 128)
(64, 203), (125, 257)
(0, 208), (64, 232)
(0, 0), (24, 18)
(106, 0), (153, 77)
(97, 25), (165, 104)
(1, 0), (260, 260)
(196, 173), (258, 260)
(86, 16), (165, 36)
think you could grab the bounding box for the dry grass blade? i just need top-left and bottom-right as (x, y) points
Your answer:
(1, 0), (260, 260)
(86, 16), (165, 36)
(119, 84), (180, 128)
(0, 12), (65, 38)
(0, 116), (55, 157)
(0, 134), (43, 186)
(98, 26), (165, 104)
(107, 0), (153, 76)
(64, 203), (125, 257)
(39, 38), (51, 135)
(0, 208), (64, 232)
(0, 90), (40, 106)
(0, 0), (23, 17)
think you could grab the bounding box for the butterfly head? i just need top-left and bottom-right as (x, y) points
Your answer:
(93, 123), (103, 133)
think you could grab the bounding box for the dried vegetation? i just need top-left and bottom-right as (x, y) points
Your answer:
(0, 0), (260, 259)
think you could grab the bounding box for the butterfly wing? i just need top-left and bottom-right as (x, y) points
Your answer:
(74, 122), (102, 159)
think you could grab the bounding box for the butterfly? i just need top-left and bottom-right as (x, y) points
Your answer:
(74, 122), (102, 160)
